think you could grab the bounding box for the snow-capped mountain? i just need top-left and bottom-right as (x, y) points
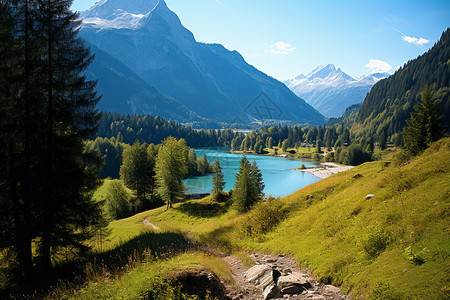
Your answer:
(79, 0), (324, 125)
(284, 64), (389, 118)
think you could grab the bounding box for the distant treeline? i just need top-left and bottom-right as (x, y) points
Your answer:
(96, 112), (243, 147)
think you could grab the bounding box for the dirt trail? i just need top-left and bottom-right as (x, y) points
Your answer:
(143, 218), (160, 230)
(222, 253), (350, 300)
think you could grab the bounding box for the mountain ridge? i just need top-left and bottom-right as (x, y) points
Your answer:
(284, 64), (389, 117)
(80, 0), (325, 125)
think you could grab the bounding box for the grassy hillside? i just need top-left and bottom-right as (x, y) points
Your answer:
(61, 138), (449, 299)
(206, 138), (449, 299)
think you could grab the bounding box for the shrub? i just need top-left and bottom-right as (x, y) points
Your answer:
(237, 200), (283, 238)
(363, 227), (392, 258)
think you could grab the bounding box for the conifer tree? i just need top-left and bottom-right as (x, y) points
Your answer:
(212, 157), (225, 197)
(232, 156), (264, 213)
(403, 87), (443, 155)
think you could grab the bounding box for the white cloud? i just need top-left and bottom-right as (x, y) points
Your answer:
(402, 35), (430, 46)
(266, 41), (296, 55)
(365, 59), (393, 73)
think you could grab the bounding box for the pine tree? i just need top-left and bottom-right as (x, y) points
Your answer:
(105, 180), (130, 220)
(403, 87), (443, 155)
(232, 156), (264, 213)
(36, 0), (104, 271)
(212, 157), (225, 197)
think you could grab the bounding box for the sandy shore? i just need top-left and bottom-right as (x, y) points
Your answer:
(300, 162), (353, 179)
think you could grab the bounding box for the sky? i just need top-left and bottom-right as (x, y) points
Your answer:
(71, 0), (450, 81)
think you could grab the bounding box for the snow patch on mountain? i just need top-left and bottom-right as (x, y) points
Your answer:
(284, 64), (390, 117)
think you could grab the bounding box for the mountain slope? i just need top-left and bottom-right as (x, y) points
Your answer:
(354, 29), (450, 143)
(284, 64), (389, 118)
(86, 43), (201, 122)
(80, 0), (324, 125)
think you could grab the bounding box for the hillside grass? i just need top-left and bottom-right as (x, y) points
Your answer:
(202, 138), (450, 299)
(62, 138), (449, 299)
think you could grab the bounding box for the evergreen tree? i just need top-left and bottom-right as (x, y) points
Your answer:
(403, 87), (444, 155)
(155, 137), (189, 209)
(212, 157), (225, 197)
(232, 156), (265, 213)
(120, 141), (154, 211)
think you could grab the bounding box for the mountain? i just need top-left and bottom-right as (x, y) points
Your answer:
(79, 0), (324, 125)
(354, 28), (450, 144)
(284, 64), (389, 118)
(86, 43), (201, 122)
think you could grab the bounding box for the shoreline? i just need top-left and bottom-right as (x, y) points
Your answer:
(299, 162), (354, 179)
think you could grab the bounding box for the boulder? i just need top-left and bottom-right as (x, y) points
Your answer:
(263, 283), (281, 300)
(365, 194), (375, 199)
(281, 284), (307, 294)
(277, 272), (311, 290)
(245, 264), (276, 290)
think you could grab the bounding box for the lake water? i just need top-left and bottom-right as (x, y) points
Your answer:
(183, 148), (321, 198)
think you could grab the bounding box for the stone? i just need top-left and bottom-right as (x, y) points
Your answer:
(365, 194), (375, 199)
(245, 264), (273, 283)
(245, 264), (277, 290)
(283, 269), (293, 276)
(264, 283), (281, 300)
(277, 272), (311, 290)
(324, 284), (341, 294)
(281, 284), (307, 294)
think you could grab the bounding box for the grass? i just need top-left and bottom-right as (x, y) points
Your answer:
(203, 138), (450, 299)
(51, 138), (450, 299)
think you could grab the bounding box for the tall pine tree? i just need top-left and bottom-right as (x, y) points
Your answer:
(403, 87), (443, 155)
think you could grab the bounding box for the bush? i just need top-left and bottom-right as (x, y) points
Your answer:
(237, 200), (283, 238)
(363, 227), (392, 258)
(324, 152), (335, 162)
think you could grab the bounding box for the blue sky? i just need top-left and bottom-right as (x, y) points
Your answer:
(72, 0), (450, 80)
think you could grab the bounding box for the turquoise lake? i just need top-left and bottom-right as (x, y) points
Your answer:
(183, 148), (321, 198)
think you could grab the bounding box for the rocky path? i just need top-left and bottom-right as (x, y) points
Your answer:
(222, 253), (350, 300)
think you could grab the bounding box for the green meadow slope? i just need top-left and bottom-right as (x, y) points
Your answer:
(66, 138), (449, 299)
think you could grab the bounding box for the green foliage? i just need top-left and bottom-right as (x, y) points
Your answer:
(85, 137), (125, 178)
(403, 87), (444, 155)
(105, 180), (130, 220)
(355, 29), (450, 144)
(120, 141), (156, 211)
(338, 144), (372, 166)
(369, 282), (404, 300)
(238, 200), (283, 238)
(155, 137), (189, 209)
(363, 227), (392, 259)
(97, 112), (244, 148)
(232, 157), (265, 213)
(212, 158), (225, 196)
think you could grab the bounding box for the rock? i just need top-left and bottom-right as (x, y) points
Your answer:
(365, 194), (375, 199)
(281, 284), (307, 294)
(245, 264), (277, 290)
(324, 284), (341, 294)
(353, 173), (363, 179)
(283, 269), (293, 276)
(277, 273), (311, 290)
(264, 283), (281, 300)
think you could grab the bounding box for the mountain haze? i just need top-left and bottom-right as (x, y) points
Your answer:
(80, 0), (324, 125)
(284, 64), (389, 117)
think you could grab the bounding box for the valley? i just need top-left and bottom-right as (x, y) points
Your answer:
(0, 0), (448, 299)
